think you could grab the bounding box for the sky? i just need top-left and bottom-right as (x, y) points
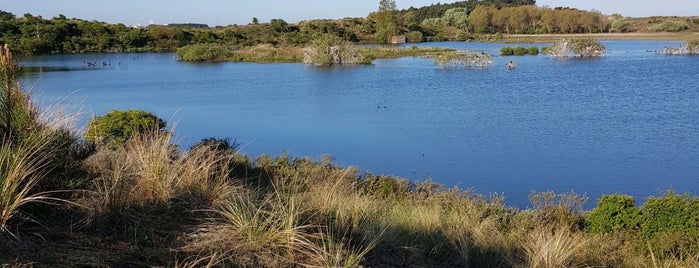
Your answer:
(2, 0), (698, 27)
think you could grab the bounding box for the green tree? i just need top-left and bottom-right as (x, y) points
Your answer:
(442, 7), (469, 29)
(85, 109), (166, 146)
(371, 0), (399, 43)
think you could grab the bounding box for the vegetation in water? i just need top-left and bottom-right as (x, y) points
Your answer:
(434, 50), (495, 69)
(303, 34), (366, 65)
(544, 37), (606, 57)
(500, 46), (539, 56)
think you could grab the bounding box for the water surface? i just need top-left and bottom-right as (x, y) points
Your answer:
(22, 41), (699, 208)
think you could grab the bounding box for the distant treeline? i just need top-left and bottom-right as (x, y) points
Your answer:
(1, 0), (697, 55)
(403, 0), (535, 23)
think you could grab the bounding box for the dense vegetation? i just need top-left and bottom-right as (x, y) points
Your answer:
(2, 45), (699, 267)
(500, 45), (539, 55)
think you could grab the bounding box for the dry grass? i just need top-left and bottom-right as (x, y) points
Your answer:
(181, 185), (318, 267)
(0, 137), (51, 234)
(83, 130), (235, 224)
(520, 227), (589, 268)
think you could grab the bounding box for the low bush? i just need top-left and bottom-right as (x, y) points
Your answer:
(85, 109), (166, 147)
(500, 46), (539, 56)
(176, 43), (231, 62)
(640, 191), (699, 258)
(585, 194), (641, 234)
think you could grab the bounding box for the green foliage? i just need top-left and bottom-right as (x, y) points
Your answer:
(640, 191), (699, 258)
(585, 194), (641, 234)
(176, 43), (230, 62)
(363, 175), (409, 198)
(610, 19), (633, 33)
(85, 109), (166, 146)
(640, 191), (699, 238)
(501, 45), (541, 56)
(500, 46), (514, 56)
(648, 20), (689, 32)
(528, 46), (539, 55)
(405, 31), (423, 43)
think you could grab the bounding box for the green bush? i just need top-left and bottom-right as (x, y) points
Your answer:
(176, 43), (231, 62)
(85, 109), (166, 146)
(640, 191), (699, 258)
(501, 46), (538, 56)
(585, 194), (641, 234)
(405, 31), (424, 43)
(648, 20), (689, 32)
(640, 191), (699, 237)
(528, 46), (539, 55)
(500, 46), (514, 56)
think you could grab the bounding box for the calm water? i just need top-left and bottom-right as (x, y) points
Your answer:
(21, 41), (699, 208)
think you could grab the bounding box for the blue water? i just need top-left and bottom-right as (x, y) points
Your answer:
(20, 41), (699, 208)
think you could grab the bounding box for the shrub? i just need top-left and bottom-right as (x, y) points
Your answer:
(610, 19), (633, 33)
(85, 109), (166, 146)
(639, 191), (699, 258)
(501, 46), (538, 56)
(303, 34), (362, 66)
(176, 43), (231, 62)
(512, 46), (527, 56)
(648, 20), (689, 32)
(500, 46), (514, 56)
(405, 31), (423, 43)
(528, 46), (539, 55)
(640, 191), (699, 238)
(585, 194), (641, 234)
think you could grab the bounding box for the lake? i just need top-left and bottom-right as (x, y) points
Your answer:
(20, 41), (699, 208)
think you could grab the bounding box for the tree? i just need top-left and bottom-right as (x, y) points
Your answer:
(442, 8), (469, 29)
(379, 0), (397, 12)
(85, 109), (167, 146)
(372, 0), (399, 43)
(469, 5), (496, 34)
(251, 17), (259, 25)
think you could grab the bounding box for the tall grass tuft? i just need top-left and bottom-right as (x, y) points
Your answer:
(521, 227), (589, 268)
(83, 130), (236, 228)
(0, 138), (51, 234)
(0, 44), (73, 236)
(181, 186), (318, 267)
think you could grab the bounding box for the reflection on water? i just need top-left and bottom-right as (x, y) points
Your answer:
(20, 41), (699, 208)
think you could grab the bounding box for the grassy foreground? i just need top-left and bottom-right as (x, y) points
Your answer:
(2, 46), (699, 267)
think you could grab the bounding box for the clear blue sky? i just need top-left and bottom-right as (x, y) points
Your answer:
(2, 0), (698, 27)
